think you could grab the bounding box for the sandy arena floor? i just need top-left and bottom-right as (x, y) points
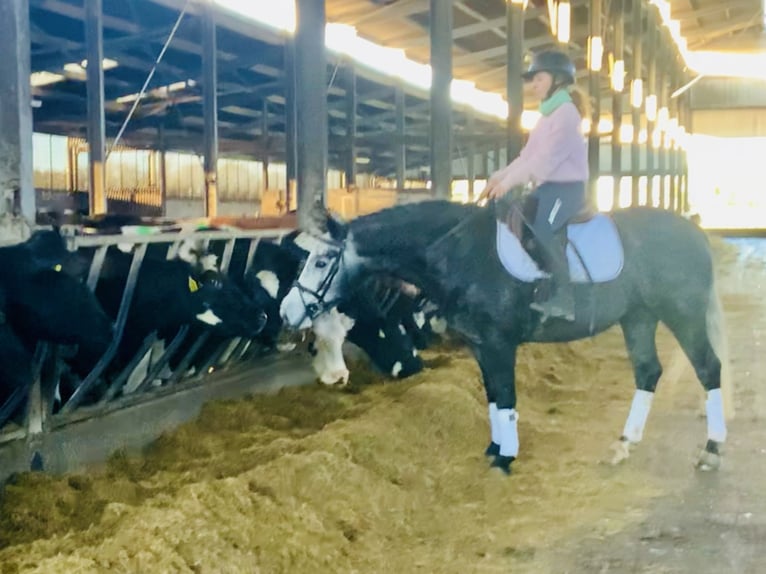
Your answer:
(0, 236), (763, 574)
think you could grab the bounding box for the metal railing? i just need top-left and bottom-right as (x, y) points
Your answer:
(0, 225), (294, 468)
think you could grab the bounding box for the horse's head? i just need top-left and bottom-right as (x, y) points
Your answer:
(279, 208), (352, 330)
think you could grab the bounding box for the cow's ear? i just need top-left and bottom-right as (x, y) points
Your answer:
(198, 269), (224, 289)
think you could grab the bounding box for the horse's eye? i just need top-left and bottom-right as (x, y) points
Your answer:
(315, 259), (328, 269)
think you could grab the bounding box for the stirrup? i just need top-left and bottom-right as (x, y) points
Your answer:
(530, 293), (575, 322)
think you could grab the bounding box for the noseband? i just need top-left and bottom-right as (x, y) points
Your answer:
(292, 235), (346, 323)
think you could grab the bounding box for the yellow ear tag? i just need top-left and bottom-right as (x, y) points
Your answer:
(53, 264), (62, 272)
(188, 276), (200, 293)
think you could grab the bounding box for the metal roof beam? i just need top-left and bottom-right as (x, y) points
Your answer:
(676, 0), (755, 23)
(391, 6), (548, 49)
(343, 0), (429, 26)
(688, 14), (763, 48)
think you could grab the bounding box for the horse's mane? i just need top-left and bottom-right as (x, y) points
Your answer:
(348, 200), (486, 259)
(346, 200), (498, 306)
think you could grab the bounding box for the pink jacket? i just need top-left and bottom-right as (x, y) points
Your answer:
(502, 102), (588, 188)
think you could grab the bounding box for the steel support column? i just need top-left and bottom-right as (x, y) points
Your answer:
(645, 9), (657, 206)
(678, 92), (689, 212)
(284, 40), (297, 209)
(506, 1), (525, 161)
(295, 0), (328, 226)
(261, 98), (270, 195)
(158, 125), (167, 216)
(657, 40), (668, 210)
(202, 0), (218, 217)
(588, 0), (603, 205)
(610, 0), (625, 209)
(668, 64), (678, 212)
(344, 64), (357, 188)
(429, 0), (452, 199)
(86, 0), (107, 215)
(466, 112), (476, 202)
(630, 0), (642, 206)
(0, 0), (34, 222)
(394, 85), (406, 190)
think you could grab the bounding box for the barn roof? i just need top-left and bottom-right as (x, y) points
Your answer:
(29, 0), (764, 177)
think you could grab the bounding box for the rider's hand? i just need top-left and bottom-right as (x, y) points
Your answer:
(479, 168), (513, 202)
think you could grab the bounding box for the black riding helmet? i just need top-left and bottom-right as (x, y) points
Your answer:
(522, 50), (576, 85)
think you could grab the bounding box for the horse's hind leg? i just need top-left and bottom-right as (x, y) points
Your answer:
(663, 314), (726, 471)
(613, 308), (663, 465)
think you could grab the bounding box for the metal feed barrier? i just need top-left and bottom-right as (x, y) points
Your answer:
(0, 225), (316, 480)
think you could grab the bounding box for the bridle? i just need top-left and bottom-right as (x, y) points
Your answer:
(291, 234), (347, 323)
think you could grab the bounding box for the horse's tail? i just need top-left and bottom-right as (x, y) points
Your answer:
(706, 273), (735, 420)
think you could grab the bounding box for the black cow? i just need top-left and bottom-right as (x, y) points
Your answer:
(0, 286), (34, 425)
(0, 230), (114, 421)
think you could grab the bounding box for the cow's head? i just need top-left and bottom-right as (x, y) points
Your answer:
(346, 316), (423, 380)
(179, 240), (268, 337)
(6, 229), (88, 279)
(310, 308), (355, 385)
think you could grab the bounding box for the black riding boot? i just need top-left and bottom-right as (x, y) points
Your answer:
(530, 235), (575, 321)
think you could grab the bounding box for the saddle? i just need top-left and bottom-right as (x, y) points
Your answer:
(503, 195), (597, 244)
(495, 195), (624, 285)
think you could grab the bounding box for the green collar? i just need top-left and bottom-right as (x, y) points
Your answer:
(539, 89), (572, 116)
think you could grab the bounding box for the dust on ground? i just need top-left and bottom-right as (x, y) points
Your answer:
(0, 236), (763, 574)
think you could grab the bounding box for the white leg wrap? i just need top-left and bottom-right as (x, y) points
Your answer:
(706, 389), (727, 443)
(488, 403), (500, 444)
(497, 408), (519, 458)
(622, 389), (654, 443)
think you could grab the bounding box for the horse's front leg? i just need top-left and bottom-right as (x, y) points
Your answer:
(475, 342), (519, 476)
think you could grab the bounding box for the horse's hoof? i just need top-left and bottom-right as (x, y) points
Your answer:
(696, 440), (721, 471)
(484, 441), (500, 458)
(489, 455), (515, 476)
(608, 437), (632, 465)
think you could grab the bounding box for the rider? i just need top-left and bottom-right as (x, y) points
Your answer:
(484, 50), (589, 322)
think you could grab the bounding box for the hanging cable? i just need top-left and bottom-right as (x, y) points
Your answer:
(107, 0), (192, 159)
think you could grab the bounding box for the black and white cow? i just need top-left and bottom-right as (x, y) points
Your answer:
(48, 236), (268, 401)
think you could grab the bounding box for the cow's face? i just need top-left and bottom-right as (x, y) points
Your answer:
(310, 308), (355, 385)
(191, 269), (268, 337)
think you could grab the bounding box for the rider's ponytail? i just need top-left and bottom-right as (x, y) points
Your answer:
(568, 85), (590, 120)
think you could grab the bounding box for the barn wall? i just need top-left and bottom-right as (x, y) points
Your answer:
(690, 77), (766, 110)
(165, 199), (260, 219)
(691, 109), (766, 138)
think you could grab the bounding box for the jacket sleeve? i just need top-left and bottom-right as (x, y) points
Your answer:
(500, 105), (581, 187)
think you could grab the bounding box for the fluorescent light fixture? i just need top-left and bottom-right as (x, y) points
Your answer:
(619, 124), (633, 144)
(547, 0), (558, 34)
(115, 79), (197, 104)
(611, 59), (625, 92)
(30, 71), (65, 87)
(630, 79), (643, 108)
(657, 106), (669, 130)
(645, 95), (658, 121)
(62, 58), (119, 80)
(588, 36), (604, 71)
(556, 1), (571, 44)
